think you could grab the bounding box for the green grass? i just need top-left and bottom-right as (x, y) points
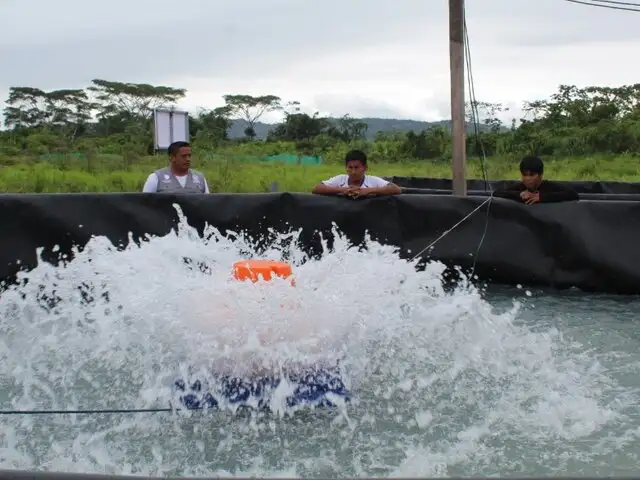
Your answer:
(0, 152), (639, 193)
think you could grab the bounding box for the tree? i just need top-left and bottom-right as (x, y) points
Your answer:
(3, 87), (50, 129)
(6, 79), (640, 161)
(3, 87), (95, 140)
(401, 127), (449, 160)
(326, 114), (368, 142)
(87, 79), (187, 136)
(87, 79), (186, 118)
(465, 100), (508, 133)
(222, 94), (282, 139)
(44, 89), (95, 140)
(269, 112), (330, 141)
(191, 106), (233, 145)
(267, 101), (332, 142)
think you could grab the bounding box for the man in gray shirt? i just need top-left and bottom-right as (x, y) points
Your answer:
(142, 141), (210, 193)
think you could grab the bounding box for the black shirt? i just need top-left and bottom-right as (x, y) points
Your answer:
(493, 180), (579, 204)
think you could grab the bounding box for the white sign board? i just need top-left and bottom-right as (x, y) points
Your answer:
(153, 108), (189, 150)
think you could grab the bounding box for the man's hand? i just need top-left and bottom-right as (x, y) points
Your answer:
(525, 192), (540, 205)
(348, 187), (376, 199)
(520, 190), (540, 205)
(336, 186), (355, 196)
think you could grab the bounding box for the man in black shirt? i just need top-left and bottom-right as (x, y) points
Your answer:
(494, 156), (579, 205)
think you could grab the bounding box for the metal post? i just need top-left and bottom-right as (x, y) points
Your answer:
(449, 0), (467, 196)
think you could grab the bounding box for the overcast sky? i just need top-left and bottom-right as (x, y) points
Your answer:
(2, 0), (640, 123)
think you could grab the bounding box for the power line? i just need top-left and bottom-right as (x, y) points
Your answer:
(0, 406), (199, 415)
(563, 0), (640, 12)
(589, 0), (640, 7)
(463, 17), (489, 190)
(461, 11), (493, 278)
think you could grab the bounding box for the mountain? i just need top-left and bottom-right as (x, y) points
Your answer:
(227, 117), (500, 140)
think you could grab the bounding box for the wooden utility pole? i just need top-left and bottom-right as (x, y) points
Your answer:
(449, 0), (467, 196)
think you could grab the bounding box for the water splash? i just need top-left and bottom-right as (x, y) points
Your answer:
(0, 204), (637, 477)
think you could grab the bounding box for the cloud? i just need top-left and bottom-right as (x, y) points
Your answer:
(2, 0), (640, 124)
(312, 93), (410, 119)
(0, 0), (438, 86)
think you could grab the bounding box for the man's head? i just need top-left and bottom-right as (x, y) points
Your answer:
(168, 141), (192, 174)
(345, 149), (368, 183)
(519, 155), (544, 191)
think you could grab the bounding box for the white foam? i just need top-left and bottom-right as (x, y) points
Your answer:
(0, 204), (636, 477)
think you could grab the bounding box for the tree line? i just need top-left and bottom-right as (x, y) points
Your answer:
(2, 78), (640, 161)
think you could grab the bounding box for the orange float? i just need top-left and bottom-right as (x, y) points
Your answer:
(232, 259), (296, 286)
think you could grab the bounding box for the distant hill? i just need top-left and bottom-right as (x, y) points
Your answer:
(227, 117), (501, 140)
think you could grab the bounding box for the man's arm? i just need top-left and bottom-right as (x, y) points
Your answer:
(362, 177), (402, 196)
(312, 176), (350, 195)
(142, 174), (158, 193)
(493, 182), (524, 202)
(538, 181), (579, 203)
(312, 183), (349, 195)
(203, 178), (210, 194)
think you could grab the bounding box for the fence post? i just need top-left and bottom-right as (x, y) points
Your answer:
(270, 181), (279, 192)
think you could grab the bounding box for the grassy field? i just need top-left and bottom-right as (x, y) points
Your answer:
(0, 152), (639, 193)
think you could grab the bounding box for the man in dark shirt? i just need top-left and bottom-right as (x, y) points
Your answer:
(494, 156), (579, 205)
